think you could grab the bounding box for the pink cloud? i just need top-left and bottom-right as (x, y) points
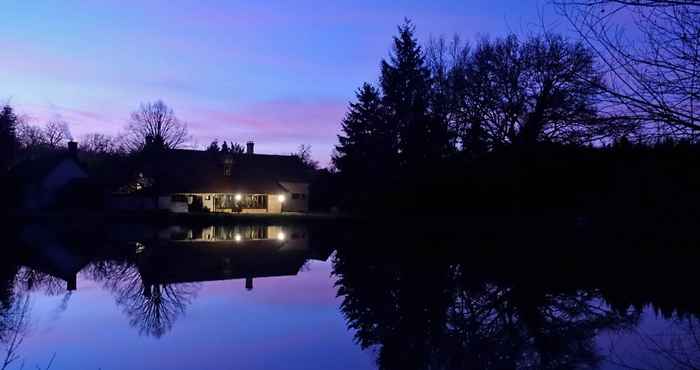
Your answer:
(185, 99), (346, 164)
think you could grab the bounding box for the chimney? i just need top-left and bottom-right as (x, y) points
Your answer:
(246, 141), (255, 155)
(68, 141), (78, 159)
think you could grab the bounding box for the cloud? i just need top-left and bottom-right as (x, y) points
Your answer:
(185, 99), (347, 164)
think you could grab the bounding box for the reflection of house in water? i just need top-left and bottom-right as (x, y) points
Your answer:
(17, 225), (92, 292)
(137, 224), (329, 291)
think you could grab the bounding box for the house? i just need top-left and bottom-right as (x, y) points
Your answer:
(136, 224), (314, 290)
(111, 142), (311, 214)
(11, 141), (89, 210)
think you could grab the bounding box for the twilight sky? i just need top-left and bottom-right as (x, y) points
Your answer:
(1, 0), (560, 165)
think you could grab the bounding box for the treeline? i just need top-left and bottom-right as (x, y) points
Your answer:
(330, 11), (700, 217)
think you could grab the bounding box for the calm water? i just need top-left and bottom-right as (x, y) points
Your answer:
(1, 221), (699, 370)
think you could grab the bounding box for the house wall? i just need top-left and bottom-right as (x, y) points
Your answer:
(279, 182), (310, 213)
(267, 193), (283, 213)
(157, 196), (188, 213)
(26, 159), (88, 209)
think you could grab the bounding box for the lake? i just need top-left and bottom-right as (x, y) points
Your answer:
(1, 220), (698, 370)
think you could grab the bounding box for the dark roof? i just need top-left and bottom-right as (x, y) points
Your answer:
(10, 154), (85, 185)
(136, 149), (310, 194)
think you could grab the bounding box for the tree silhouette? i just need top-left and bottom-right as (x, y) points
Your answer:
(333, 83), (397, 208)
(125, 100), (189, 151)
(89, 260), (199, 338)
(381, 20), (450, 168)
(556, 1), (700, 137)
(333, 244), (641, 370)
(0, 105), (19, 173)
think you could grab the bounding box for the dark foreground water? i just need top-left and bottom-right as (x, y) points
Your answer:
(1, 221), (699, 370)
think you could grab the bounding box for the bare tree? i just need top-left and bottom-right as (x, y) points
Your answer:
(79, 133), (121, 155)
(15, 122), (44, 151)
(452, 34), (604, 150)
(125, 100), (189, 151)
(294, 144), (319, 170)
(43, 120), (71, 148)
(1, 295), (30, 370)
(556, 0), (700, 139)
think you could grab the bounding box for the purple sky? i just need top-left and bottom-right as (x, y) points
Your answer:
(2, 0), (560, 165)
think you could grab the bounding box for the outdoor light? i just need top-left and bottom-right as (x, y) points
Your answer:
(277, 232), (286, 241)
(234, 233), (242, 242)
(234, 193), (242, 201)
(278, 194), (286, 203)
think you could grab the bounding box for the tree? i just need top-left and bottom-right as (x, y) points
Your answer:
(15, 121), (44, 152)
(206, 139), (220, 153)
(0, 105), (18, 171)
(333, 83), (395, 177)
(80, 133), (121, 155)
(380, 20), (446, 168)
(333, 83), (397, 208)
(556, 1), (700, 138)
(220, 141), (229, 153)
(43, 120), (71, 148)
(426, 36), (470, 154)
(456, 34), (602, 149)
(126, 100), (189, 151)
(294, 144), (319, 170)
(229, 142), (244, 154)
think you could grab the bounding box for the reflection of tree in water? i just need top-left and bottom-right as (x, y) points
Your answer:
(14, 268), (66, 296)
(0, 259), (30, 370)
(86, 260), (200, 338)
(607, 315), (700, 370)
(333, 248), (641, 370)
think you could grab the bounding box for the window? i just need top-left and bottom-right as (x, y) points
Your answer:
(243, 195), (267, 209)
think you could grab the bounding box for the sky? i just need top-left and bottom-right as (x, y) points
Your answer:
(1, 0), (562, 166)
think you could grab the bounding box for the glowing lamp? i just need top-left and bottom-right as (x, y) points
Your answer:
(234, 233), (242, 242)
(234, 193), (242, 201)
(277, 232), (286, 241)
(278, 194), (286, 203)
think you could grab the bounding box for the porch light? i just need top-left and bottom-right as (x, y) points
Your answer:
(235, 233), (242, 242)
(278, 194), (286, 203)
(277, 232), (286, 241)
(234, 193), (242, 201)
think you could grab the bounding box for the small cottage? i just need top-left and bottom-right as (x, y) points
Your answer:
(11, 141), (89, 210)
(111, 142), (311, 214)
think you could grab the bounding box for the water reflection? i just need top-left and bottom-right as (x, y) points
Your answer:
(1, 222), (700, 369)
(4, 223), (326, 341)
(331, 230), (700, 370)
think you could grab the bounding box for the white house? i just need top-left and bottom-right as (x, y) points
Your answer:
(111, 142), (312, 214)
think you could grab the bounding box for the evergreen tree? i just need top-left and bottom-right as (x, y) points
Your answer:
(380, 20), (445, 169)
(220, 141), (229, 153)
(333, 83), (393, 177)
(0, 105), (18, 171)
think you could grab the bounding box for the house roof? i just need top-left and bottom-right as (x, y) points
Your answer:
(135, 149), (311, 194)
(10, 153), (86, 185)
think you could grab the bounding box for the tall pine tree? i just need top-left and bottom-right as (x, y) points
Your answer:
(333, 83), (394, 177)
(380, 20), (447, 170)
(333, 83), (397, 208)
(0, 105), (18, 171)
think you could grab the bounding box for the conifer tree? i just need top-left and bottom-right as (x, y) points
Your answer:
(0, 105), (19, 171)
(380, 20), (443, 169)
(333, 83), (393, 178)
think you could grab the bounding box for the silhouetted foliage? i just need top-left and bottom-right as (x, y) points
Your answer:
(0, 105), (19, 172)
(556, 0), (700, 137)
(332, 236), (643, 370)
(125, 100), (189, 152)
